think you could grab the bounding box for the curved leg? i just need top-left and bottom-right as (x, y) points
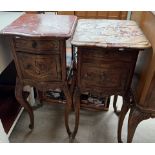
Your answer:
(36, 89), (43, 107)
(63, 83), (72, 137)
(30, 88), (42, 110)
(15, 77), (34, 129)
(117, 101), (130, 142)
(113, 95), (119, 115)
(127, 107), (150, 143)
(105, 97), (110, 110)
(71, 87), (80, 140)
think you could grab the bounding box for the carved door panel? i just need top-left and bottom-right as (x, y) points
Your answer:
(80, 62), (130, 94)
(78, 47), (138, 95)
(17, 52), (61, 81)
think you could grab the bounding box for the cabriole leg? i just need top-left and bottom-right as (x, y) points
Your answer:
(71, 87), (80, 140)
(113, 95), (119, 115)
(117, 101), (130, 142)
(127, 107), (150, 143)
(63, 83), (72, 137)
(15, 77), (34, 129)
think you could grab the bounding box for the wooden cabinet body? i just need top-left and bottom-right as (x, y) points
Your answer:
(71, 19), (150, 139)
(12, 37), (63, 84)
(12, 37), (64, 86)
(0, 14), (77, 136)
(78, 47), (138, 97)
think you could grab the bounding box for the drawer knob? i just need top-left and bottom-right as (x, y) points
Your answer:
(101, 73), (106, 80)
(32, 41), (37, 48)
(26, 64), (31, 69)
(84, 73), (88, 78)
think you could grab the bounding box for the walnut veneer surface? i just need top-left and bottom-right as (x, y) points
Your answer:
(71, 19), (151, 141)
(117, 11), (155, 143)
(0, 13), (153, 142)
(58, 11), (128, 20)
(0, 14), (77, 139)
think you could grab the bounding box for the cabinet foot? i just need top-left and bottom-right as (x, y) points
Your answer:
(127, 107), (150, 143)
(15, 77), (34, 130)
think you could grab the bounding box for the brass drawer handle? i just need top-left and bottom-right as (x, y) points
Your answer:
(32, 41), (37, 48)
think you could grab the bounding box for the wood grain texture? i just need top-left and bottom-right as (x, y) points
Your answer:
(72, 44), (139, 139)
(76, 47), (139, 96)
(16, 52), (61, 81)
(0, 14), (77, 138)
(71, 18), (144, 138)
(14, 37), (60, 52)
(138, 12), (155, 107)
(58, 11), (128, 20)
(116, 11), (155, 142)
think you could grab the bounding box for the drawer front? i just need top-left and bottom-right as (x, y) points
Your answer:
(17, 52), (61, 81)
(14, 38), (60, 52)
(81, 48), (138, 62)
(80, 63), (130, 91)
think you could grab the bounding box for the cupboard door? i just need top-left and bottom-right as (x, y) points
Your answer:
(17, 52), (61, 81)
(80, 63), (130, 90)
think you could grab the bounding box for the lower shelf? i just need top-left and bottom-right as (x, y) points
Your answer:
(44, 90), (110, 111)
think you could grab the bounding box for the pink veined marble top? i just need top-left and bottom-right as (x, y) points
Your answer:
(0, 14), (77, 38)
(71, 19), (151, 49)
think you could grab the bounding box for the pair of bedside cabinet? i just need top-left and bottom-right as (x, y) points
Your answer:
(0, 14), (151, 142)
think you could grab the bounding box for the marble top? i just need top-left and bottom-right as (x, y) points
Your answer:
(71, 19), (151, 49)
(0, 14), (77, 38)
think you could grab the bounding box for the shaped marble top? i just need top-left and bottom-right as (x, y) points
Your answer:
(71, 19), (151, 49)
(0, 14), (77, 38)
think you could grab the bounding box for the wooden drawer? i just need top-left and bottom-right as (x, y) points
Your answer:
(81, 48), (138, 63)
(17, 52), (61, 81)
(14, 37), (60, 52)
(80, 62), (130, 91)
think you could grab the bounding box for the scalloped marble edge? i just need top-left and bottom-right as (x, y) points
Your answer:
(71, 19), (151, 49)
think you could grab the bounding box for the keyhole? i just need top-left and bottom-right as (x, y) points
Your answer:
(32, 41), (37, 48)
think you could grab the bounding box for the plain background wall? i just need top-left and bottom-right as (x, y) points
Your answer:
(0, 12), (24, 74)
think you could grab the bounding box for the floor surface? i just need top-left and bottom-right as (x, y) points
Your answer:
(9, 96), (155, 143)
